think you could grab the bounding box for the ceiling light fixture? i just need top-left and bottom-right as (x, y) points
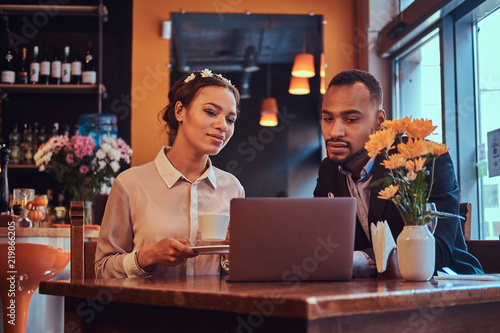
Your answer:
(291, 53), (315, 78)
(289, 76), (310, 95)
(260, 64), (278, 127)
(243, 45), (259, 72)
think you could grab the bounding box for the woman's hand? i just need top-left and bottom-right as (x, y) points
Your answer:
(138, 236), (199, 272)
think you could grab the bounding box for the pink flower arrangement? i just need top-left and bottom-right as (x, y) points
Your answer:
(34, 134), (132, 202)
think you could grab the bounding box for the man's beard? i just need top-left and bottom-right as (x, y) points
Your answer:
(326, 139), (367, 165)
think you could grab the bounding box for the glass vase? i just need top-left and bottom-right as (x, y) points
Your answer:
(84, 201), (93, 225)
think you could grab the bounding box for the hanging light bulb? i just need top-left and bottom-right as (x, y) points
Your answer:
(291, 53), (315, 78)
(260, 64), (278, 127)
(320, 53), (326, 78)
(289, 76), (310, 95)
(320, 76), (326, 94)
(260, 97), (278, 127)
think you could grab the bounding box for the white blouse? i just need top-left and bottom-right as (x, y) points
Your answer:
(94, 147), (245, 278)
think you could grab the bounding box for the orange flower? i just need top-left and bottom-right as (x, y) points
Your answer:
(404, 170), (417, 181)
(405, 157), (426, 172)
(378, 184), (400, 200)
(382, 117), (411, 135)
(364, 129), (396, 157)
(397, 138), (429, 159)
(381, 154), (406, 170)
(404, 118), (437, 139)
(425, 141), (450, 156)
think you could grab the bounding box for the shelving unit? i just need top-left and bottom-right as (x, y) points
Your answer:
(0, 83), (98, 94)
(0, 5), (108, 17)
(0, 1), (107, 113)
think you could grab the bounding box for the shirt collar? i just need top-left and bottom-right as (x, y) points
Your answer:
(154, 147), (217, 189)
(338, 156), (376, 180)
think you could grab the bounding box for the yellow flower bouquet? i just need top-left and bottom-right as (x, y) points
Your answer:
(365, 117), (457, 226)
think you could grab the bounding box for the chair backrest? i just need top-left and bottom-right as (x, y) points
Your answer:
(70, 201), (97, 280)
(93, 194), (108, 225)
(459, 202), (471, 241)
(466, 240), (500, 273)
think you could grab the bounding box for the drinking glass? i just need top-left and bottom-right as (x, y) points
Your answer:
(12, 188), (35, 217)
(27, 195), (48, 228)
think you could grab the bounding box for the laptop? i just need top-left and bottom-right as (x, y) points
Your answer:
(228, 197), (356, 282)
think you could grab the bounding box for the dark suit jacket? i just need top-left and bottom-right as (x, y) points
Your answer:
(314, 152), (483, 274)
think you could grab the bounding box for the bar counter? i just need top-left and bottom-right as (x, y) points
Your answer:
(40, 276), (500, 332)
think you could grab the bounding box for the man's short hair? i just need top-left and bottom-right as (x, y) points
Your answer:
(328, 69), (383, 109)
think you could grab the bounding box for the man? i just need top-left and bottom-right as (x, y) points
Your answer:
(314, 69), (483, 277)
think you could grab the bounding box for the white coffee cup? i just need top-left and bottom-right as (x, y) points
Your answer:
(198, 214), (229, 242)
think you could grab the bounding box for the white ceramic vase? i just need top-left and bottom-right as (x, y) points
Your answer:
(397, 225), (435, 281)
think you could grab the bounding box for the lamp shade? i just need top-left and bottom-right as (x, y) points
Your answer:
(260, 97), (278, 127)
(291, 53), (315, 78)
(320, 53), (326, 78)
(243, 45), (259, 72)
(320, 76), (326, 94)
(289, 76), (310, 95)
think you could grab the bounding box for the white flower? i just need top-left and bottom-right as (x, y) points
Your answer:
(101, 143), (112, 154)
(96, 149), (106, 159)
(98, 160), (106, 170)
(184, 73), (195, 83)
(111, 150), (121, 161)
(110, 160), (120, 173)
(200, 69), (213, 77)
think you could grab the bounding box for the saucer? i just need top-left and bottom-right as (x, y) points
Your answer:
(192, 245), (229, 255)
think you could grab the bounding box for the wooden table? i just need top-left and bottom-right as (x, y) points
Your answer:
(39, 276), (500, 332)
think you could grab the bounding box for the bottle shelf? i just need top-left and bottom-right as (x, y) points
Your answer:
(0, 84), (98, 94)
(0, 5), (108, 18)
(8, 164), (40, 171)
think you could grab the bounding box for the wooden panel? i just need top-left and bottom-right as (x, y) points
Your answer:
(84, 241), (97, 279)
(70, 202), (85, 280)
(467, 240), (500, 273)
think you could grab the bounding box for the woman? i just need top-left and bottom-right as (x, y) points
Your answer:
(94, 69), (244, 278)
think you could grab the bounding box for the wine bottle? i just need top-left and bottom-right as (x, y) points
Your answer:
(51, 122), (59, 137)
(22, 123), (34, 165)
(63, 124), (70, 138)
(30, 45), (40, 84)
(62, 46), (71, 84)
(0, 145), (11, 213)
(17, 47), (29, 84)
(8, 124), (20, 165)
(71, 45), (82, 84)
(1, 40), (15, 84)
(37, 124), (47, 146)
(82, 41), (96, 84)
(40, 46), (50, 84)
(32, 122), (39, 153)
(50, 45), (61, 84)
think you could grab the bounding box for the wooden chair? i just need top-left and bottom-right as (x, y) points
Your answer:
(92, 194), (108, 225)
(458, 202), (500, 273)
(459, 202), (471, 241)
(70, 201), (97, 280)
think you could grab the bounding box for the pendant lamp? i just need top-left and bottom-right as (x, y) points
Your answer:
(320, 76), (326, 95)
(260, 98), (278, 127)
(260, 64), (278, 127)
(289, 76), (310, 95)
(291, 53), (315, 78)
(320, 53), (326, 78)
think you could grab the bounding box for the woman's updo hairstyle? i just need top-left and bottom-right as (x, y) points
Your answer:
(161, 69), (240, 143)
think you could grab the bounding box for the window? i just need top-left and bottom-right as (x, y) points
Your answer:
(476, 8), (500, 239)
(394, 29), (442, 143)
(400, 0), (416, 12)
(388, 0), (500, 239)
